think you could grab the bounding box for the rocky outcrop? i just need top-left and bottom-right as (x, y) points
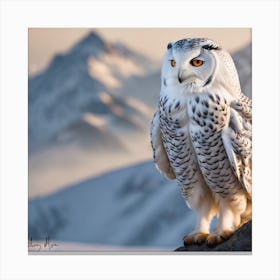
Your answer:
(175, 221), (252, 252)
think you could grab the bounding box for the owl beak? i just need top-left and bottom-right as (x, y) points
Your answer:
(178, 75), (183, 84)
(178, 70), (188, 84)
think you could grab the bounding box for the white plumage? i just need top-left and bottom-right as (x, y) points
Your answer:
(151, 38), (252, 246)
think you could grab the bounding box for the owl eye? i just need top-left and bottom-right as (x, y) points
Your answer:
(170, 59), (176, 67)
(190, 59), (204, 67)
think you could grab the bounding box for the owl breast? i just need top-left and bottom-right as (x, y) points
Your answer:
(159, 90), (242, 198)
(158, 94), (204, 198)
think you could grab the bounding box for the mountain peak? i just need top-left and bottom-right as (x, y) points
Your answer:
(83, 30), (105, 44)
(70, 30), (109, 57)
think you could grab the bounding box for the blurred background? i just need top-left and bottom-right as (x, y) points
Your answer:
(28, 28), (251, 252)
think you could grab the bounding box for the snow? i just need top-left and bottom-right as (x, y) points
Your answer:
(88, 52), (144, 89)
(28, 161), (196, 251)
(28, 31), (153, 152)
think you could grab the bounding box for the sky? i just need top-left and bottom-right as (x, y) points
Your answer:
(28, 28), (251, 75)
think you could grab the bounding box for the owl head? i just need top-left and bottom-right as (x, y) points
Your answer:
(161, 38), (241, 96)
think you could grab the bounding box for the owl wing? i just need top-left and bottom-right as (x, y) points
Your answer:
(222, 94), (252, 197)
(231, 92), (252, 121)
(150, 111), (176, 180)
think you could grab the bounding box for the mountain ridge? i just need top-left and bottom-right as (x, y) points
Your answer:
(29, 160), (195, 248)
(28, 31), (155, 152)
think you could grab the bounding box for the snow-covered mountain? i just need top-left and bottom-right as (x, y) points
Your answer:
(28, 161), (196, 250)
(232, 43), (252, 99)
(28, 31), (160, 198)
(28, 31), (157, 152)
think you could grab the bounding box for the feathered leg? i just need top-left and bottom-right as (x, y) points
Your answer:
(206, 189), (249, 246)
(183, 184), (217, 245)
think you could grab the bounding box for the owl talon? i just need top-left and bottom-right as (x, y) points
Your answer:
(183, 235), (193, 246)
(240, 216), (251, 228)
(206, 234), (222, 247)
(183, 233), (209, 246)
(206, 230), (233, 247)
(220, 230), (234, 240)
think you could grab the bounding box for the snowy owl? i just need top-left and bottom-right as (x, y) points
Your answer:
(150, 38), (252, 246)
